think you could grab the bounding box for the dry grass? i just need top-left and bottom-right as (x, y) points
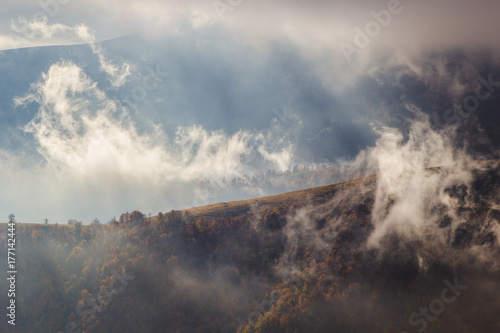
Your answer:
(181, 176), (375, 221)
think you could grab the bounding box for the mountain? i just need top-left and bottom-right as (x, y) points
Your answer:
(3, 34), (500, 223)
(1, 160), (500, 332)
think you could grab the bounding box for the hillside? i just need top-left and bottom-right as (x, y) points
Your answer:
(1, 161), (500, 332)
(180, 176), (376, 221)
(179, 159), (500, 220)
(3, 1), (500, 332)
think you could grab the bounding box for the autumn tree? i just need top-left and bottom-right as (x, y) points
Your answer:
(130, 210), (144, 225)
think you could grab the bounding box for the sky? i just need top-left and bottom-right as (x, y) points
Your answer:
(1, 0), (500, 223)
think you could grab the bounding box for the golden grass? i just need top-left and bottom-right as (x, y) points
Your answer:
(180, 176), (375, 221)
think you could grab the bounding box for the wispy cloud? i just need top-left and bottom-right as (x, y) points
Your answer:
(10, 17), (130, 87)
(360, 112), (474, 248)
(7, 55), (294, 221)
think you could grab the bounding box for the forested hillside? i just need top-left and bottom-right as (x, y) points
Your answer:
(1, 162), (500, 332)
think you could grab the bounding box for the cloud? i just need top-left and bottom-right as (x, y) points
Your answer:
(5, 0), (500, 56)
(2, 0), (500, 225)
(10, 16), (70, 40)
(274, 111), (500, 283)
(5, 58), (295, 222)
(74, 24), (130, 87)
(9, 17), (130, 87)
(4, 15), (83, 50)
(3, 1), (500, 104)
(339, 110), (500, 272)
(359, 113), (474, 248)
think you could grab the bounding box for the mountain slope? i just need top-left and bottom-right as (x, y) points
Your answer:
(180, 175), (376, 221)
(1, 161), (500, 332)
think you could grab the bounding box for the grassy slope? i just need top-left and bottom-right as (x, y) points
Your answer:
(4, 159), (499, 227)
(162, 159), (500, 221)
(178, 176), (376, 221)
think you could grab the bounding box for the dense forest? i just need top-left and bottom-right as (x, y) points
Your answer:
(1, 162), (500, 332)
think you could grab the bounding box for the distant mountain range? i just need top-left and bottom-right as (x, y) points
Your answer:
(2, 36), (500, 163)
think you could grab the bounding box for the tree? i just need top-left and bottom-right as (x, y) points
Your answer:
(8, 214), (15, 223)
(44, 218), (49, 224)
(108, 217), (119, 226)
(31, 226), (41, 241)
(263, 209), (286, 231)
(130, 210), (144, 225)
(74, 221), (83, 239)
(119, 212), (130, 224)
(67, 219), (78, 225)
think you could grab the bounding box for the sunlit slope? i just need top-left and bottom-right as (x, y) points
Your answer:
(180, 176), (376, 221)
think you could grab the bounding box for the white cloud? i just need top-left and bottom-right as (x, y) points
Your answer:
(2, 0), (500, 224)
(4, 16), (83, 50)
(74, 24), (130, 87)
(8, 17), (130, 86)
(354, 111), (477, 248)
(4, 59), (295, 222)
(11, 16), (69, 39)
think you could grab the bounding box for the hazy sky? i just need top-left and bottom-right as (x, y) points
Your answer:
(2, 0), (500, 53)
(1, 0), (500, 223)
